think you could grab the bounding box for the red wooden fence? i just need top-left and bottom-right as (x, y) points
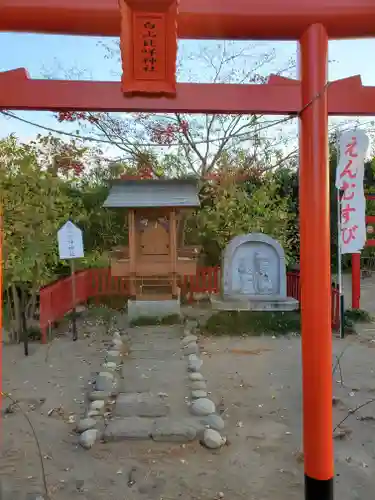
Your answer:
(287, 271), (340, 330)
(39, 266), (340, 343)
(181, 266), (221, 300)
(39, 268), (130, 343)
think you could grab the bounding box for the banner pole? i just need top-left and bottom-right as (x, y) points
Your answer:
(337, 187), (345, 338)
(336, 133), (345, 339)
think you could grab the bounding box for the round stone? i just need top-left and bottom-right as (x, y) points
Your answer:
(191, 390), (208, 399)
(187, 354), (203, 372)
(79, 429), (99, 449)
(202, 429), (226, 449)
(86, 410), (101, 418)
(76, 417), (97, 433)
(189, 372), (205, 382)
(190, 398), (216, 416)
(183, 343), (199, 355)
(102, 361), (117, 372)
(90, 400), (105, 413)
(113, 332), (122, 341)
(106, 351), (121, 363)
(190, 381), (207, 390)
(96, 371), (115, 392)
(188, 358), (203, 372)
(111, 338), (123, 350)
(182, 335), (198, 345)
(201, 414), (225, 431)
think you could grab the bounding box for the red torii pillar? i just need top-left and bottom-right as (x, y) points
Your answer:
(299, 25), (333, 499)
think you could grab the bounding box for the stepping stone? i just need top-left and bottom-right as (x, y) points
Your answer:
(151, 418), (197, 442)
(114, 393), (169, 418)
(119, 378), (151, 394)
(189, 372), (205, 382)
(103, 418), (153, 441)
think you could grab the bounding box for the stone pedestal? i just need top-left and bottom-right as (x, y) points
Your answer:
(211, 294), (299, 312)
(128, 298), (181, 321)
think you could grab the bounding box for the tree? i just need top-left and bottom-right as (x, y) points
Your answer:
(194, 169), (293, 265)
(0, 135), (83, 339)
(55, 40), (296, 178)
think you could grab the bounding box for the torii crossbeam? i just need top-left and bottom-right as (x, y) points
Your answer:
(1, 1), (375, 499)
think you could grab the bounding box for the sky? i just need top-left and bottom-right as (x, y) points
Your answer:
(1, 32), (375, 155)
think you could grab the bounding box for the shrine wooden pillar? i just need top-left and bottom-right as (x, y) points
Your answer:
(128, 210), (136, 297)
(169, 209), (177, 297)
(299, 24), (334, 500)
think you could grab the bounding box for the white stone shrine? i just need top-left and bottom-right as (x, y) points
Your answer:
(211, 233), (299, 311)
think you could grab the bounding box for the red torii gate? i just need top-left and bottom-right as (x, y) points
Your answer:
(1, 1), (375, 499)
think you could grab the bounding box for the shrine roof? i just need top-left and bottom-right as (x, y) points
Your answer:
(103, 179), (200, 208)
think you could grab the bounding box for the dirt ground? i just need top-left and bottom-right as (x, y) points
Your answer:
(2, 304), (375, 500)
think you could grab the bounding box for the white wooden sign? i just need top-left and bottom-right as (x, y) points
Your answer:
(57, 220), (84, 260)
(335, 130), (369, 254)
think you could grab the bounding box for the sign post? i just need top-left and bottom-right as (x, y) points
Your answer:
(57, 221), (84, 341)
(335, 130), (369, 336)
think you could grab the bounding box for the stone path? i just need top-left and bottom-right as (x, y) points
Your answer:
(76, 320), (227, 448)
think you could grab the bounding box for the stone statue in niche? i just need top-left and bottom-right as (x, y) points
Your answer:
(222, 232), (286, 298)
(237, 258), (255, 294)
(253, 252), (273, 295)
(215, 232), (299, 311)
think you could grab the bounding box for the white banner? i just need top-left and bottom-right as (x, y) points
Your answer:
(335, 130), (369, 254)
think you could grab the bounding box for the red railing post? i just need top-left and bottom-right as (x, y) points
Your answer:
(351, 253), (361, 309)
(331, 285), (340, 330)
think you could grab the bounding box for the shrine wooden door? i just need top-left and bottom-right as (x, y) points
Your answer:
(139, 216), (169, 256)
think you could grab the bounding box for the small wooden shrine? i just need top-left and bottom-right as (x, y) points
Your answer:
(103, 179), (200, 316)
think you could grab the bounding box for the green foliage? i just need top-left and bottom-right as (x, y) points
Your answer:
(202, 311), (301, 336)
(65, 183), (124, 254)
(344, 308), (373, 324)
(195, 172), (293, 265)
(0, 135), (80, 287)
(272, 167), (299, 262)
